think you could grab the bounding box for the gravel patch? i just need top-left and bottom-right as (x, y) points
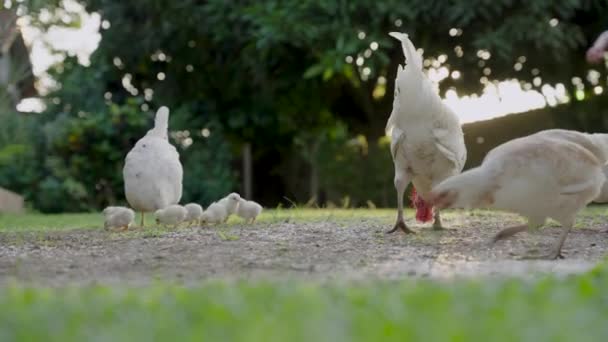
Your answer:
(0, 211), (606, 286)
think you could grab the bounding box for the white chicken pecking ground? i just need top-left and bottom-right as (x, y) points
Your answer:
(102, 206), (135, 231)
(429, 129), (608, 259)
(217, 193), (241, 222)
(386, 32), (467, 234)
(236, 198), (263, 224)
(184, 203), (204, 227)
(123, 106), (183, 227)
(592, 165), (608, 203)
(200, 201), (228, 225)
(154, 204), (188, 229)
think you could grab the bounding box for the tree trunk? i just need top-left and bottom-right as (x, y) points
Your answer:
(0, 9), (36, 105)
(242, 142), (252, 199)
(309, 141), (320, 203)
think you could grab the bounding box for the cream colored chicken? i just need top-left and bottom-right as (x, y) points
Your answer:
(217, 192), (241, 222)
(593, 166), (608, 203)
(429, 129), (608, 259)
(236, 198), (262, 223)
(102, 206), (135, 231)
(123, 106), (183, 227)
(154, 204), (187, 228)
(200, 201), (227, 225)
(184, 203), (204, 226)
(386, 32), (466, 234)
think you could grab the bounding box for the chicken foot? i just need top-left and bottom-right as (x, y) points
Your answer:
(388, 173), (416, 234)
(387, 219), (416, 234)
(519, 226), (570, 260)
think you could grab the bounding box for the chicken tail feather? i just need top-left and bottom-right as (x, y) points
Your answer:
(389, 32), (422, 70)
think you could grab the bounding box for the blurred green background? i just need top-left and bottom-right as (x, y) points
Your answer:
(2, 0), (608, 212)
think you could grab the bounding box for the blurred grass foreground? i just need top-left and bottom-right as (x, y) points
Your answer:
(0, 264), (607, 341)
(0, 208), (607, 341)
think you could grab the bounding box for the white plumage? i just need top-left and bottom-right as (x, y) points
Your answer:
(154, 204), (187, 228)
(184, 203), (204, 226)
(102, 206), (135, 231)
(102, 206), (121, 217)
(386, 32), (466, 234)
(236, 198), (262, 223)
(123, 106), (183, 227)
(429, 129), (608, 259)
(217, 192), (241, 222)
(593, 166), (608, 203)
(200, 201), (227, 225)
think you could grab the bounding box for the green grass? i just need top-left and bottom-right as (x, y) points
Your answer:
(0, 208), (403, 232)
(0, 212), (103, 231)
(0, 265), (607, 341)
(2, 208), (608, 341)
(1, 206), (604, 233)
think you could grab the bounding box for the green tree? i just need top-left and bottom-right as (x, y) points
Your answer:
(11, 0), (608, 209)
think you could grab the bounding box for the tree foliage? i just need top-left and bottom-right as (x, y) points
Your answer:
(4, 0), (608, 210)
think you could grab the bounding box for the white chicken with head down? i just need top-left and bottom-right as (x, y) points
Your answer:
(184, 203), (204, 226)
(592, 166), (608, 203)
(102, 206), (135, 231)
(429, 129), (608, 259)
(200, 201), (228, 225)
(123, 106), (183, 227)
(154, 204), (187, 228)
(386, 32), (466, 234)
(236, 198), (262, 224)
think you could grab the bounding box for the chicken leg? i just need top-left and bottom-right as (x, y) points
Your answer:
(493, 222), (570, 260)
(491, 224), (528, 243)
(387, 174), (415, 234)
(432, 209), (443, 230)
(520, 225), (571, 260)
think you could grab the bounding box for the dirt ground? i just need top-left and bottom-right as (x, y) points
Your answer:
(0, 211), (607, 286)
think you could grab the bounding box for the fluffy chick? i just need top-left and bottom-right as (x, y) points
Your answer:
(236, 198), (262, 223)
(184, 203), (204, 226)
(102, 206), (135, 231)
(218, 192), (241, 222)
(200, 201), (227, 225)
(154, 204), (187, 228)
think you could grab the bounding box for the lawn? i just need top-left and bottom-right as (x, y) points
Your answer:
(0, 208), (607, 341)
(1, 267), (607, 341)
(0, 208), (401, 232)
(2, 205), (606, 232)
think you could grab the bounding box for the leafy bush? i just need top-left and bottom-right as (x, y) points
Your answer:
(31, 99), (237, 212)
(0, 105), (42, 207)
(32, 99), (148, 212)
(317, 127), (394, 208)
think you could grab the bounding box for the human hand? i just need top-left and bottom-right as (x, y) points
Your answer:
(587, 46), (606, 64)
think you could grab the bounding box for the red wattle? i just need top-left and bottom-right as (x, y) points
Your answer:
(410, 187), (434, 223)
